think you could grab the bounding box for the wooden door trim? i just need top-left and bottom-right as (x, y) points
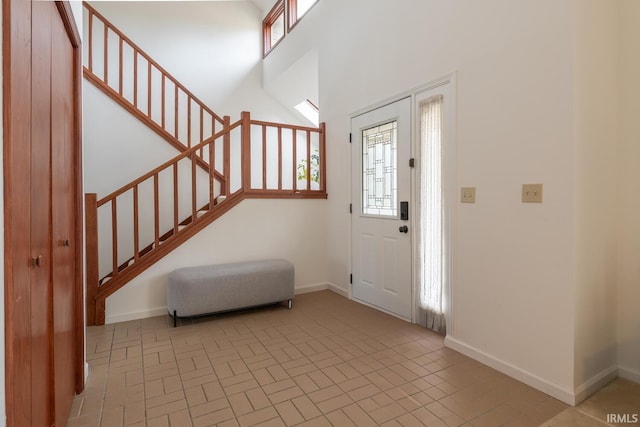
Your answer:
(55, 0), (85, 394)
(55, 2), (81, 48)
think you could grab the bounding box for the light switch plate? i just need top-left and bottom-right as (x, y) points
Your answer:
(461, 187), (476, 203)
(522, 184), (543, 203)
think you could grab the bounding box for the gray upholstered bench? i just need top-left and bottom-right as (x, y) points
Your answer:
(167, 259), (294, 326)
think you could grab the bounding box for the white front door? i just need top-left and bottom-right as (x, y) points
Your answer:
(351, 97), (412, 320)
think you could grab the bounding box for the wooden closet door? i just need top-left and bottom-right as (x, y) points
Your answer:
(4, 0), (35, 423)
(51, 3), (77, 425)
(30, 1), (54, 425)
(5, 1), (83, 424)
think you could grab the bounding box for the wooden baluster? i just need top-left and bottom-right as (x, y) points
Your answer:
(111, 198), (118, 276)
(278, 127), (283, 190)
(174, 84), (179, 140)
(133, 185), (139, 260)
(199, 107), (204, 145)
(262, 125), (267, 190)
(161, 75), (166, 129)
(320, 123), (327, 193)
(85, 194), (99, 326)
(133, 50), (138, 108)
(292, 130), (297, 192)
(187, 96), (192, 148)
(154, 174), (159, 247)
(191, 153), (197, 220)
(209, 113), (216, 164)
(306, 130), (311, 191)
(104, 25), (108, 84)
(241, 111), (251, 191)
(211, 115), (216, 175)
(199, 104), (206, 160)
(88, 10), (93, 72)
(118, 36), (123, 95)
(209, 136), (215, 204)
(173, 163), (179, 235)
(147, 61), (152, 118)
(223, 115), (231, 196)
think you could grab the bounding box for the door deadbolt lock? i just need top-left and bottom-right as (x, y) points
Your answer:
(400, 201), (409, 220)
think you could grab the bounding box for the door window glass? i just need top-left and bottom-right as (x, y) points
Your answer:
(361, 120), (397, 216)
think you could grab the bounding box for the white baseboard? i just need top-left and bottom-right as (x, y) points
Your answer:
(105, 284), (346, 324)
(327, 282), (349, 298)
(294, 282), (349, 298)
(574, 365), (619, 404)
(295, 283), (329, 294)
(444, 336), (576, 405)
(106, 306), (168, 324)
(618, 365), (640, 384)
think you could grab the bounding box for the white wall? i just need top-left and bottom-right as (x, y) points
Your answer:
(106, 198), (328, 322)
(84, 82), (187, 196)
(265, 0), (579, 401)
(572, 0), (620, 398)
(618, 0), (640, 383)
(87, 1), (301, 124)
(83, 1), (329, 322)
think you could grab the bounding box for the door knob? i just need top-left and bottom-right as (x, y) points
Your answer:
(399, 225), (408, 233)
(32, 255), (43, 268)
(63, 239), (70, 247)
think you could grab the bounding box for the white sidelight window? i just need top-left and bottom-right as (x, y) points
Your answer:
(417, 92), (447, 333)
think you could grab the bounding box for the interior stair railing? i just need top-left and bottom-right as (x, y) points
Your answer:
(82, 2), (327, 325)
(82, 2), (224, 171)
(85, 112), (327, 325)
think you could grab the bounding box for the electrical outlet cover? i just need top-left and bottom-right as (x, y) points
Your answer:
(461, 187), (476, 203)
(522, 184), (543, 203)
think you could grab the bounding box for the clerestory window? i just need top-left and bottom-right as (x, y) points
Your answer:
(263, 0), (319, 57)
(288, 0), (319, 30)
(263, 0), (285, 57)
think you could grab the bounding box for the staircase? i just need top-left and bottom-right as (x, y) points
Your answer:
(83, 2), (327, 325)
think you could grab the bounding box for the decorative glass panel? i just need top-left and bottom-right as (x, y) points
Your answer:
(361, 121), (397, 216)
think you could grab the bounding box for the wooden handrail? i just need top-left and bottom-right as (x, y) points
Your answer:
(83, 2), (222, 123)
(81, 0), (330, 325)
(249, 119), (322, 133)
(83, 1), (226, 174)
(83, 66), (222, 178)
(96, 119), (241, 207)
(86, 115), (327, 325)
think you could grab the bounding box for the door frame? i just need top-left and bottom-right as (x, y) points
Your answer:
(3, 1), (85, 424)
(348, 72), (457, 326)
